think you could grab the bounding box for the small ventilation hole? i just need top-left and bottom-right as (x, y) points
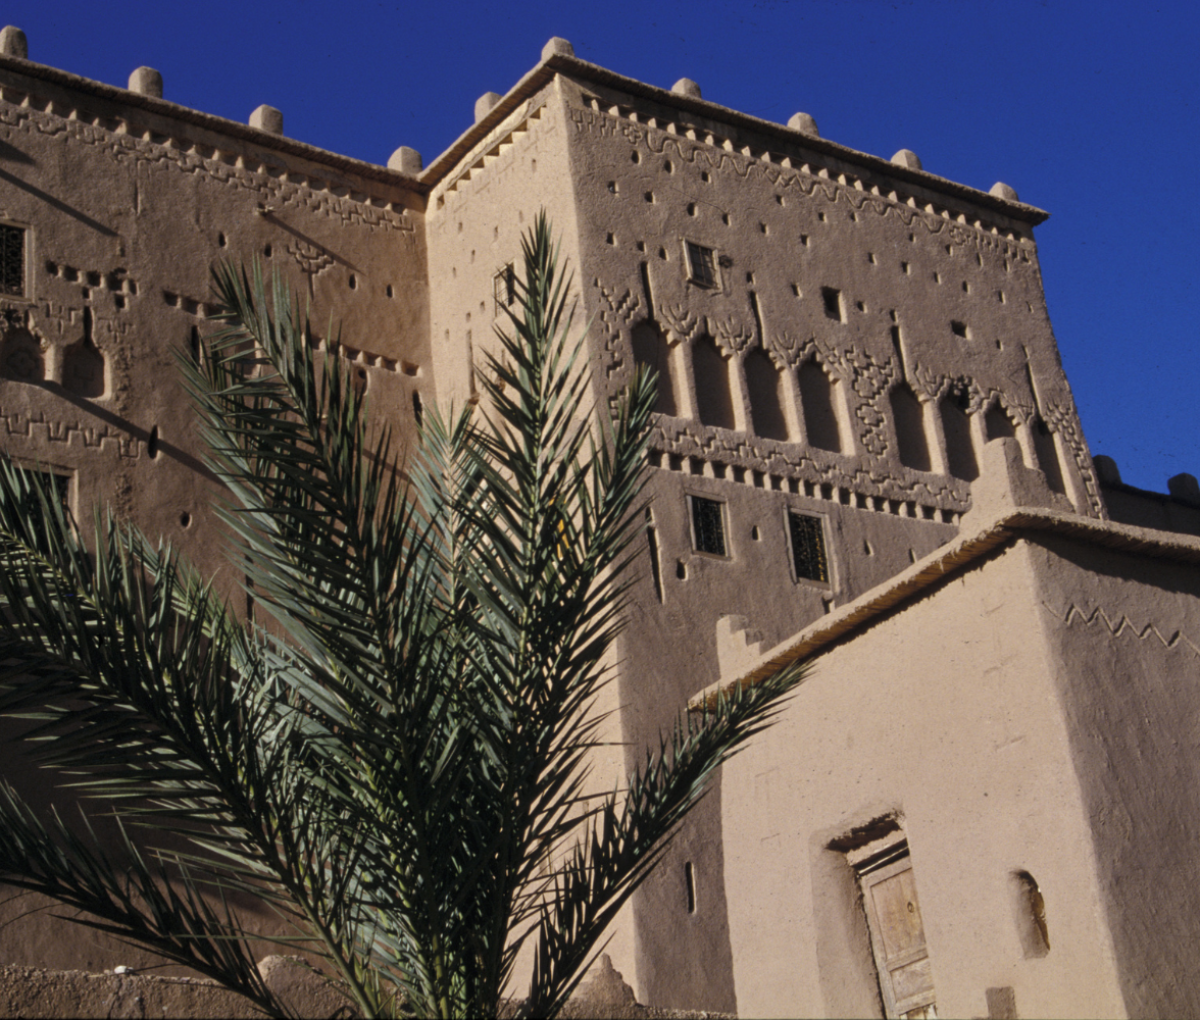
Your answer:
(179, 511), (191, 528)
(412, 391), (423, 428)
(676, 560), (687, 581)
(264, 244), (272, 258)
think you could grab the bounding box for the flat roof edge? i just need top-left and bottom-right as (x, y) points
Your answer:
(690, 509), (1200, 710)
(0, 53), (426, 192)
(423, 52), (1048, 226)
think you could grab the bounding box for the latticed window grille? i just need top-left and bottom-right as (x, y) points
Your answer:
(789, 511), (828, 583)
(0, 225), (24, 297)
(691, 496), (726, 556)
(493, 263), (515, 315)
(685, 241), (717, 289)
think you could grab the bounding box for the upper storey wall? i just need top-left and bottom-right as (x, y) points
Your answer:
(0, 51), (429, 584)
(425, 77), (584, 410)
(556, 70), (1102, 521)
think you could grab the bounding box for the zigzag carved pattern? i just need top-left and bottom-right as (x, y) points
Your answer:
(1045, 601), (1200, 656)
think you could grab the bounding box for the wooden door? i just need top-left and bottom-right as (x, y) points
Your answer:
(860, 851), (937, 1019)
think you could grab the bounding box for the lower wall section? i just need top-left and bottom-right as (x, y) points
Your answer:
(722, 539), (1128, 1019)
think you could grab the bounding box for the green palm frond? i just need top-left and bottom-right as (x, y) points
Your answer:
(0, 211), (810, 1018)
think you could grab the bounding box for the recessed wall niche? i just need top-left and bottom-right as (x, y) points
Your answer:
(631, 321), (679, 416)
(744, 348), (789, 441)
(692, 334), (736, 430)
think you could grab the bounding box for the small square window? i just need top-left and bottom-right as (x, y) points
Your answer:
(493, 263), (515, 315)
(0, 225), (25, 297)
(821, 286), (843, 322)
(788, 511), (828, 583)
(685, 241), (718, 289)
(690, 495), (726, 556)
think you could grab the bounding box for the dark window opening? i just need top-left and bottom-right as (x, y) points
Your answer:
(691, 496), (726, 557)
(1, 224), (25, 296)
(821, 286), (843, 321)
(686, 242), (717, 289)
(789, 511), (828, 583)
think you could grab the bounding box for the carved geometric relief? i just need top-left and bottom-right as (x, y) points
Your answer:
(0, 328), (44, 383)
(62, 335), (105, 397)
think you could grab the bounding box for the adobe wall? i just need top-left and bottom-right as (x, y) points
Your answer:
(549, 58), (1104, 1011)
(0, 52), (428, 592)
(0, 48), (428, 975)
(1029, 533), (1200, 1018)
(721, 538), (1127, 1019)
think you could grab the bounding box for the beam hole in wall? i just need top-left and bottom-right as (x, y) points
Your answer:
(751, 525), (760, 541)
(684, 861), (697, 914)
(264, 244), (272, 258)
(686, 203), (696, 217)
(147, 425), (160, 459)
(179, 511), (191, 528)
(863, 539), (873, 555)
(745, 349), (790, 441)
(663, 159), (673, 173)
(798, 359), (844, 453)
(951, 320), (969, 340)
(217, 232), (227, 248)
(891, 384), (932, 472)
(961, 280), (970, 293)
(855, 300), (865, 312)
(630, 150), (640, 163)
(386, 284), (394, 298)
(605, 233), (615, 245)
(412, 391), (423, 429)
(818, 212), (826, 222)
(791, 283), (801, 297)
(700, 170), (710, 182)
(933, 271), (941, 283)
(607, 181), (617, 193)
(676, 560), (687, 580)
(348, 274), (357, 290)
(867, 252), (876, 264)
(997, 289), (1005, 303)
(800, 234), (809, 246)
(721, 213), (730, 225)
(901, 261), (910, 274)
(643, 192), (654, 203)
(657, 247), (667, 260)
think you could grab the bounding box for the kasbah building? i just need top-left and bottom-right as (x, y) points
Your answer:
(0, 22), (1198, 1020)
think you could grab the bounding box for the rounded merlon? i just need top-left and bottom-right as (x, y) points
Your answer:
(249, 104), (283, 135)
(0, 26), (27, 59)
(1168, 473), (1200, 502)
(388, 146), (423, 175)
(990, 181), (1020, 202)
(474, 91), (502, 124)
(891, 149), (922, 170)
(672, 78), (702, 99)
(1093, 455), (1122, 486)
(787, 112), (819, 137)
(127, 67), (163, 98)
(541, 37), (574, 60)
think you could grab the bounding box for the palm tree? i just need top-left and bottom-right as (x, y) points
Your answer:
(0, 214), (808, 1019)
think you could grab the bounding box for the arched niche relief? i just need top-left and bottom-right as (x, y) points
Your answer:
(890, 382), (931, 472)
(939, 392), (979, 481)
(630, 320), (679, 416)
(797, 357), (845, 453)
(984, 400), (1018, 443)
(743, 347), (790, 441)
(691, 333), (737, 431)
(0, 327), (44, 384)
(62, 335), (106, 398)
(1032, 416), (1067, 494)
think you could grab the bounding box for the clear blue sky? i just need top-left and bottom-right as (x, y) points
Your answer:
(13, 0), (1200, 492)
